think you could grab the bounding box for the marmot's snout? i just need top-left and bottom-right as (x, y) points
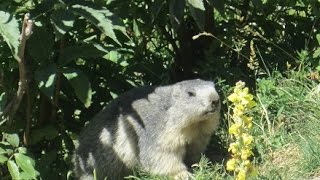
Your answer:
(204, 98), (219, 114)
(210, 98), (220, 111)
(201, 86), (220, 114)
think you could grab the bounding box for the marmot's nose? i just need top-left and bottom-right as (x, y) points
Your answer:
(208, 90), (220, 107)
(211, 98), (220, 108)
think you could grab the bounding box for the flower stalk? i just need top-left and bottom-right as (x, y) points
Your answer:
(226, 81), (256, 180)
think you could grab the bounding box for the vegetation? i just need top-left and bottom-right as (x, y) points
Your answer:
(0, 0), (319, 179)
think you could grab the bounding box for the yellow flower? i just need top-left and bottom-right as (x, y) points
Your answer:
(234, 104), (245, 116)
(235, 81), (245, 88)
(247, 122), (253, 129)
(242, 133), (253, 146)
(226, 158), (237, 171)
(227, 81), (256, 179)
(248, 100), (256, 109)
(228, 142), (239, 154)
(244, 160), (251, 166)
(236, 169), (247, 180)
(228, 93), (239, 103)
(242, 116), (253, 124)
(229, 123), (241, 135)
(241, 149), (253, 160)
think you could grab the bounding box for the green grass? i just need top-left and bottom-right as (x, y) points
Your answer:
(128, 68), (320, 180)
(252, 70), (320, 179)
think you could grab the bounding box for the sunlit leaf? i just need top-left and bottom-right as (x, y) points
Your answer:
(51, 9), (75, 41)
(316, 34), (320, 45)
(3, 133), (19, 147)
(15, 153), (38, 178)
(0, 11), (20, 57)
(313, 48), (320, 58)
(35, 64), (57, 100)
(133, 19), (141, 38)
(0, 146), (6, 154)
(103, 50), (121, 63)
(7, 160), (20, 179)
(72, 5), (122, 45)
(0, 154), (8, 164)
(187, 0), (205, 31)
(0, 92), (7, 113)
(62, 68), (92, 108)
(17, 147), (27, 154)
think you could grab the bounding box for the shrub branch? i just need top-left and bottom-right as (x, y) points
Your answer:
(3, 13), (33, 123)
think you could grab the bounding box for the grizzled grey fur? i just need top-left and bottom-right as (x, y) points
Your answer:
(72, 79), (220, 180)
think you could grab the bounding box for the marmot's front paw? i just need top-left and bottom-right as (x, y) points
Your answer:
(174, 171), (192, 180)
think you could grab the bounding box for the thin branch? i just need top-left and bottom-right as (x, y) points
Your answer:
(306, 18), (318, 49)
(192, 30), (300, 63)
(3, 13), (33, 124)
(159, 25), (179, 53)
(23, 87), (31, 146)
(192, 32), (252, 62)
(51, 70), (61, 122)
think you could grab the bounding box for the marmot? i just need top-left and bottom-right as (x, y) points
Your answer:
(72, 79), (220, 180)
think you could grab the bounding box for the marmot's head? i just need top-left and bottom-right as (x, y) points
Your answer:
(168, 79), (220, 127)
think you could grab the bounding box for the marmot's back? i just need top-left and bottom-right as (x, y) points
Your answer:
(73, 79), (220, 180)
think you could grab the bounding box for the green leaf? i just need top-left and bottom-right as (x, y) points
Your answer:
(0, 143), (14, 155)
(316, 34), (320, 45)
(20, 172), (35, 179)
(103, 50), (121, 63)
(0, 154), (8, 164)
(0, 92), (7, 113)
(169, 0), (186, 31)
(0, 11), (20, 57)
(27, 27), (54, 63)
(51, 9), (75, 41)
(313, 47), (320, 58)
(14, 153), (38, 178)
(7, 160), (20, 179)
(0, 146), (6, 154)
(187, 0), (205, 31)
(3, 133), (19, 147)
(17, 147), (27, 154)
(35, 64), (57, 100)
(133, 19), (141, 38)
(62, 68), (92, 108)
(207, 0), (225, 14)
(58, 44), (105, 66)
(72, 5), (122, 45)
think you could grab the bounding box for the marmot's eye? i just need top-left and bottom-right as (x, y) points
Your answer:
(187, 91), (196, 97)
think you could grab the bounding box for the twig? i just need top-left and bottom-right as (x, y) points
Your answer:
(23, 87), (31, 146)
(3, 13), (33, 124)
(51, 70), (61, 122)
(192, 30), (300, 63)
(192, 32), (252, 62)
(306, 18), (318, 49)
(247, 29), (299, 62)
(159, 25), (179, 54)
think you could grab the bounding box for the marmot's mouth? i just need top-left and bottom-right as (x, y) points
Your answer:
(203, 107), (217, 115)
